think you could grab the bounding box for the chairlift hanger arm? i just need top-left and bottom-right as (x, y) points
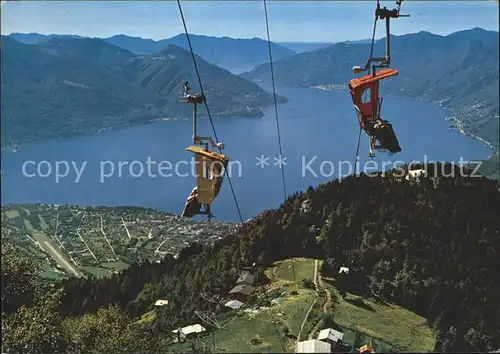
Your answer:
(352, 0), (409, 74)
(178, 88), (225, 150)
(194, 136), (224, 150)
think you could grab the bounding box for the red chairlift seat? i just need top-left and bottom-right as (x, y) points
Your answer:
(349, 68), (401, 154)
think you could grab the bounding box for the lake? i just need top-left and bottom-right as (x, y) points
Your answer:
(1, 85), (492, 221)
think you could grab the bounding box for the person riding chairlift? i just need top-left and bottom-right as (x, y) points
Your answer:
(183, 81), (191, 97)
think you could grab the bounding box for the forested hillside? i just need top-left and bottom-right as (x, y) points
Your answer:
(3, 163), (498, 353)
(1, 36), (284, 148)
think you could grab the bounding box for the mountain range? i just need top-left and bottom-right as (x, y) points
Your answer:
(3, 28), (499, 162)
(1, 36), (285, 147)
(277, 39), (372, 53)
(7, 32), (296, 74)
(243, 27), (500, 151)
(277, 41), (332, 53)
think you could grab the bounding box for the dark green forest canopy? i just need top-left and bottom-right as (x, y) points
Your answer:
(56, 163), (500, 352)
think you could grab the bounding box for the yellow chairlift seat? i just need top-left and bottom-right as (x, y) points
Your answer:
(186, 145), (229, 205)
(181, 187), (203, 218)
(178, 82), (229, 220)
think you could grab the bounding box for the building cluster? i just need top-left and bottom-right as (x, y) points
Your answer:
(405, 168), (427, 182)
(296, 328), (375, 353)
(296, 328), (345, 353)
(167, 269), (257, 343)
(158, 266), (379, 351)
(225, 269), (255, 307)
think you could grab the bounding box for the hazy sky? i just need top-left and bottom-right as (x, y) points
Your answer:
(1, 1), (499, 42)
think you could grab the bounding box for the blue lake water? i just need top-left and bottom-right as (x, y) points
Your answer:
(1, 85), (492, 221)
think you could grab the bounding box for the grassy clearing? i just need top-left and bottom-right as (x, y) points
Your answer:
(5, 209), (20, 219)
(136, 310), (157, 324)
(303, 290), (326, 339)
(100, 261), (130, 270)
(40, 270), (69, 280)
(23, 218), (35, 231)
(199, 311), (286, 353)
(38, 215), (49, 230)
(31, 230), (80, 276)
(264, 258), (318, 336)
(81, 266), (110, 278)
(325, 279), (435, 352)
(272, 258), (316, 283)
(144, 240), (157, 251)
(280, 290), (316, 336)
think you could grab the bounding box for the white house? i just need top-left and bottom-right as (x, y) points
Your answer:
(225, 299), (244, 310)
(154, 299), (169, 307)
(405, 169), (427, 181)
(172, 324), (206, 341)
(296, 339), (331, 353)
(339, 267), (350, 275)
(318, 328), (344, 344)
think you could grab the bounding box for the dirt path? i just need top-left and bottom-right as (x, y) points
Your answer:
(308, 266), (332, 339)
(297, 260), (319, 342)
(100, 214), (118, 261)
(76, 228), (98, 262)
(318, 271), (332, 313)
(121, 217), (132, 239)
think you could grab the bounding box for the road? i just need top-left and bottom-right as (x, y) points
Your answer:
(121, 217), (132, 239)
(319, 271), (332, 314)
(100, 215), (118, 260)
(77, 229), (98, 262)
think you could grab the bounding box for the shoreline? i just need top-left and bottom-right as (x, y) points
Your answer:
(3, 86), (497, 162)
(309, 85), (498, 159)
(1, 111), (265, 153)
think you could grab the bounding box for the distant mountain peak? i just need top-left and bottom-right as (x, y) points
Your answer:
(108, 34), (148, 40)
(462, 26), (496, 33)
(157, 43), (191, 55)
(447, 26), (499, 37)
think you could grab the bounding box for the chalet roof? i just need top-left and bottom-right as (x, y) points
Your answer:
(236, 272), (255, 285)
(229, 284), (255, 295)
(225, 299), (244, 310)
(172, 324), (206, 336)
(296, 340), (331, 353)
(318, 328), (344, 343)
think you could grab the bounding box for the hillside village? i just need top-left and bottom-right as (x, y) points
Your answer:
(1, 204), (234, 279)
(163, 259), (425, 353)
